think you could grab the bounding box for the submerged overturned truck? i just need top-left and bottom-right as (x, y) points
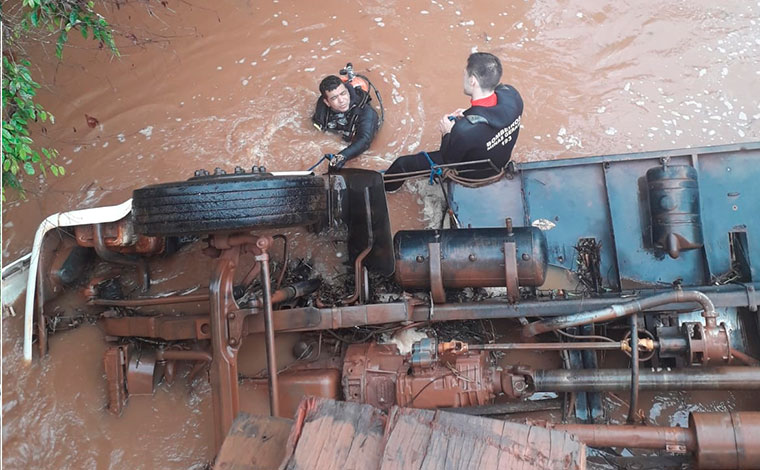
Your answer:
(20, 142), (760, 468)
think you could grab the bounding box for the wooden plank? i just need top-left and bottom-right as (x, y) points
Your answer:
(475, 419), (509, 468)
(451, 414), (506, 469)
(281, 397), (385, 470)
(252, 397), (585, 470)
(418, 410), (448, 470)
(380, 407), (435, 470)
(343, 401), (386, 470)
(215, 412), (293, 470)
(552, 428), (586, 470)
(386, 407), (585, 470)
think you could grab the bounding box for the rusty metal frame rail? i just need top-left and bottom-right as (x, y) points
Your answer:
(100, 283), (760, 341)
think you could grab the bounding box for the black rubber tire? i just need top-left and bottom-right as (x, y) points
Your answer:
(132, 174), (327, 236)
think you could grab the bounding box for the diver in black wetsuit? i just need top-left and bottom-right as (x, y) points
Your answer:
(312, 75), (379, 169)
(384, 52), (523, 191)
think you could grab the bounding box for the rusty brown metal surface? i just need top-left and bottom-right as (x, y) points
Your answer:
(98, 303), (408, 341)
(246, 369), (341, 419)
(428, 242), (446, 303)
(343, 342), (405, 410)
(691, 412), (760, 470)
(74, 222), (165, 255)
(554, 412), (760, 469)
(730, 348), (760, 366)
(683, 321), (732, 365)
(103, 345), (128, 416)
(209, 245), (243, 453)
(156, 349), (212, 363)
(93, 223), (150, 292)
(504, 241), (519, 304)
(127, 348), (157, 396)
(342, 342), (503, 411)
(243, 302), (413, 335)
(100, 314), (211, 341)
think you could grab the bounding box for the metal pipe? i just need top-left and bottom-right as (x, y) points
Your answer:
(627, 313), (639, 423)
(469, 342), (623, 351)
(94, 223), (150, 292)
(552, 423), (697, 451)
(730, 348), (760, 367)
(250, 279), (322, 307)
(523, 290), (716, 337)
(343, 188), (374, 305)
(257, 252), (280, 417)
(412, 283), (759, 322)
(553, 412), (760, 469)
(532, 366), (760, 392)
(89, 293), (209, 307)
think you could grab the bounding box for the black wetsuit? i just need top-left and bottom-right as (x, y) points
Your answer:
(312, 85), (379, 162)
(385, 84), (523, 191)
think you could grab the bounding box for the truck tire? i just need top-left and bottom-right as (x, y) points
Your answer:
(132, 174), (327, 236)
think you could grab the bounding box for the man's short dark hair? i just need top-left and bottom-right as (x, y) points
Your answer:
(319, 75), (345, 98)
(466, 52), (502, 92)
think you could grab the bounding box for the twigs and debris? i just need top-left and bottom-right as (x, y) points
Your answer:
(423, 319), (498, 344)
(711, 268), (740, 286)
(368, 271), (403, 303)
(46, 308), (100, 333)
(445, 287), (492, 303)
(575, 238), (603, 294)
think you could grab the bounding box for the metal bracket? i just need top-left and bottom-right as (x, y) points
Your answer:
(226, 310), (246, 347)
(743, 283), (758, 313)
(428, 242), (446, 304)
(504, 241), (519, 304)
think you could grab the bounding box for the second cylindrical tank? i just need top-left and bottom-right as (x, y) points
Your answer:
(393, 227), (548, 290)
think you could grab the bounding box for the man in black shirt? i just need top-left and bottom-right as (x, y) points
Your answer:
(384, 52), (523, 191)
(312, 75), (379, 169)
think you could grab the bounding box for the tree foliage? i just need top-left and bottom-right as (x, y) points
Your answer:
(2, 0), (119, 199)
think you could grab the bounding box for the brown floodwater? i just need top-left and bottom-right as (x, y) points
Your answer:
(3, 0), (759, 468)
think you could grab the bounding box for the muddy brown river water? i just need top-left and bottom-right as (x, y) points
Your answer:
(3, 1), (760, 468)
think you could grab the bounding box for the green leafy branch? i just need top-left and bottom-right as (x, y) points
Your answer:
(18, 0), (120, 59)
(2, 0), (119, 200)
(2, 56), (62, 194)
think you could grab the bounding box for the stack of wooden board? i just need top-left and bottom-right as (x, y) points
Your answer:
(215, 397), (586, 470)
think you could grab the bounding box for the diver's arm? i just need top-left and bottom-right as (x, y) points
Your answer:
(339, 106), (379, 160)
(439, 121), (473, 164)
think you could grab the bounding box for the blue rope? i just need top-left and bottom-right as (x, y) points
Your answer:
(423, 152), (442, 184)
(307, 153), (334, 172)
